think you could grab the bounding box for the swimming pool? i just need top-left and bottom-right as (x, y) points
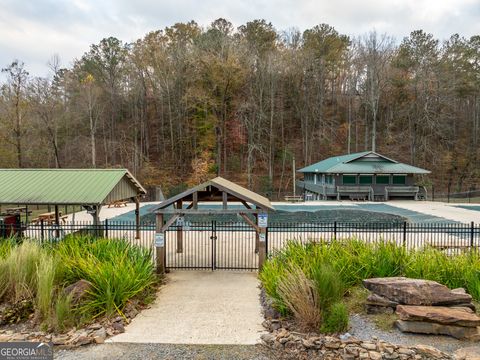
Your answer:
(108, 202), (456, 224)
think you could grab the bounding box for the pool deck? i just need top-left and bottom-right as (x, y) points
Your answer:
(382, 201), (479, 224)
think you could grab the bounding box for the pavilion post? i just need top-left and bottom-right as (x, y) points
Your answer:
(156, 213), (166, 275)
(134, 196), (140, 240)
(176, 200), (183, 253)
(258, 222), (267, 271)
(254, 213), (259, 253)
(93, 205), (101, 237)
(54, 205), (60, 238)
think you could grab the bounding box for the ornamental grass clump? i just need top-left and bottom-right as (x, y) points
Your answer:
(277, 265), (321, 330)
(0, 241), (44, 303)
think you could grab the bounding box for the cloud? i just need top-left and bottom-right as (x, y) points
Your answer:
(0, 0), (479, 76)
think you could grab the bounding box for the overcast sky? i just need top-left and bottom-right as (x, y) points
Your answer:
(1, 0), (479, 77)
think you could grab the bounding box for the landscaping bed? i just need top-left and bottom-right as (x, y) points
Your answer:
(258, 240), (480, 359)
(0, 236), (159, 347)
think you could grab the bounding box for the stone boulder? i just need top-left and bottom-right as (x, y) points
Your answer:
(396, 305), (480, 328)
(395, 320), (480, 340)
(365, 293), (399, 314)
(64, 279), (93, 304)
(363, 277), (472, 306)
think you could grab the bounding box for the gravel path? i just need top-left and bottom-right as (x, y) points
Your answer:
(55, 343), (275, 360)
(349, 313), (477, 354)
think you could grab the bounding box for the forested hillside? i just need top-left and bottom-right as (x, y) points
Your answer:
(1, 19), (479, 197)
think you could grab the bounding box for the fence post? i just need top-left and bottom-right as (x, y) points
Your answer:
(333, 221), (337, 240)
(155, 214), (166, 275)
(105, 218), (109, 238)
(403, 221), (407, 248)
(471, 221), (474, 248)
(40, 219), (44, 241)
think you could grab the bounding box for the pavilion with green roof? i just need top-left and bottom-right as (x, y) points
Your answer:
(0, 169), (146, 237)
(297, 151), (430, 201)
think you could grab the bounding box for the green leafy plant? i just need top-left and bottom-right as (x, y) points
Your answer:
(321, 302), (349, 333)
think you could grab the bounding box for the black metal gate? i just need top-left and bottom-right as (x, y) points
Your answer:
(165, 221), (258, 270)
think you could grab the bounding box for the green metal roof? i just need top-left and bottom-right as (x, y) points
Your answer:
(0, 169), (146, 205)
(298, 151), (430, 174)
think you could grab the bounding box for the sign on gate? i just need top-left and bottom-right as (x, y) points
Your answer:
(155, 233), (164, 247)
(258, 213), (268, 228)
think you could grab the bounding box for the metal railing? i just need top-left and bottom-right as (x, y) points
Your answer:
(2, 220), (479, 269)
(0, 220), (156, 249)
(266, 221), (480, 254)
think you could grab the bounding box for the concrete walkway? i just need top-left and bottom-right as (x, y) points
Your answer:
(109, 271), (266, 345)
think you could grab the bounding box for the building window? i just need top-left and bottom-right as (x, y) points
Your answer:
(359, 175), (373, 185)
(376, 175), (390, 184)
(392, 175), (406, 185)
(342, 175), (356, 185)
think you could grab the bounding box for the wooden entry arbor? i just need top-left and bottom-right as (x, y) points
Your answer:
(154, 177), (274, 273)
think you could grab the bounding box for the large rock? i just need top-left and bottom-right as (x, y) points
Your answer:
(363, 277), (472, 306)
(64, 279), (93, 304)
(365, 293), (398, 314)
(396, 305), (480, 327)
(395, 320), (480, 340)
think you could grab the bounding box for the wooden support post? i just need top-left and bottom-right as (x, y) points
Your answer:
(222, 191), (228, 210)
(176, 200), (183, 253)
(134, 197), (140, 240)
(258, 225), (267, 271)
(156, 213), (166, 275)
(254, 213), (259, 253)
(54, 205), (60, 238)
(93, 205), (101, 237)
(255, 210), (268, 270)
(192, 191), (198, 209)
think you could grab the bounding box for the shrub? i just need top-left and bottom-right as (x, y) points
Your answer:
(321, 302), (349, 334)
(309, 262), (344, 310)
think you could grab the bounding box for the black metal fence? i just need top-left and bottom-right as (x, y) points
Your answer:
(266, 221), (480, 254)
(0, 220), (155, 249)
(165, 222), (258, 270)
(1, 220), (479, 270)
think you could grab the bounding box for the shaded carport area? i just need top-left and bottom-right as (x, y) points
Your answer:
(153, 177), (274, 273)
(0, 169), (146, 239)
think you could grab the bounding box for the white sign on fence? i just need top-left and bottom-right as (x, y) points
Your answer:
(259, 233), (266, 242)
(155, 233), (164, 247)
(258, 213), (268, 228)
